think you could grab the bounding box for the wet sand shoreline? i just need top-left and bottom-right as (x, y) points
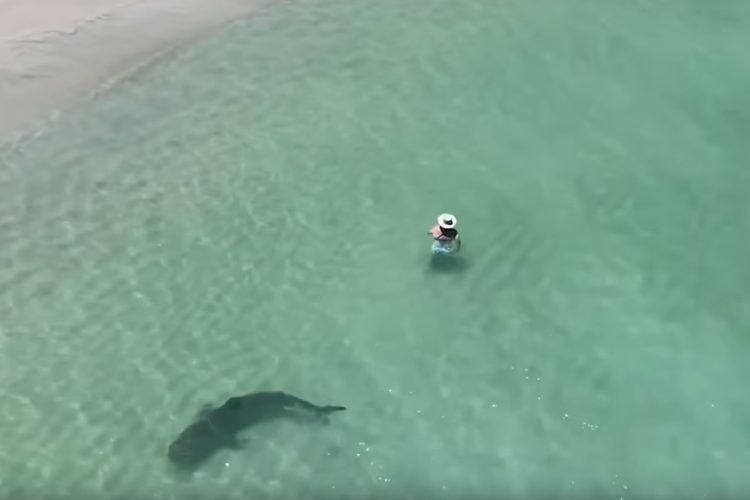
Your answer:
(0, 0), (265, 142)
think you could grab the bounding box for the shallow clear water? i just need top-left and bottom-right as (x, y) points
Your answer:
(1, 0), (750, 498)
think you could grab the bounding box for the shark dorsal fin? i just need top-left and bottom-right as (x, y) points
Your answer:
(195, 403), (215, 420)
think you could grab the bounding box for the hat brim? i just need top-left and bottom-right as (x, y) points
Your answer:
(437, 213), (457, 229)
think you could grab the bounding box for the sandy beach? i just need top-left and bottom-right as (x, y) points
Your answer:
(0, 0), (263, 141)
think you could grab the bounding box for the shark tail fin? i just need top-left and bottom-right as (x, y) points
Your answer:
(320, 405), (346, 414)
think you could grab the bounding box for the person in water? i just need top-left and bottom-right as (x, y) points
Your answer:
(429, 213), (460, 250)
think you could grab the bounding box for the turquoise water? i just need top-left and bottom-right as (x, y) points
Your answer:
(2, 0), (750, 498)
